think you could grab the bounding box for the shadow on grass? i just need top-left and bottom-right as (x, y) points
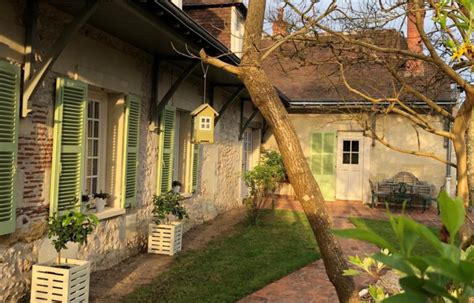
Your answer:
(122, 209), (319, 303)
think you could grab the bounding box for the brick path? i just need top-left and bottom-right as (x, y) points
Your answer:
(240, 196), (442, 303)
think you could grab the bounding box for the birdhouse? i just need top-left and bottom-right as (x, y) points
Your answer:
(191, 104), (219, 144)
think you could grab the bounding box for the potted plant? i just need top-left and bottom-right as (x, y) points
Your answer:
(172, 180), (182, 193)
(93, 192), (109, 212)
(31, 211), (98, 303)
(148, 191), (188, 255)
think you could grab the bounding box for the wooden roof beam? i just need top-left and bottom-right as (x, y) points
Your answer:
(22, 0), (100, 117)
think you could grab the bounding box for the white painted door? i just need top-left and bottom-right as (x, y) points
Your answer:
(336, 132), (364, 201)
(241, 130), (253, 198)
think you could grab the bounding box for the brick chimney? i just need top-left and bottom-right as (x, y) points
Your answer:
(272, 7), (288, 37)
(405, 0), (425, 75)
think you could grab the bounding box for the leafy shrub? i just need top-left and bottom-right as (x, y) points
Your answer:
(48, 211), (98, 265)
(334, 191), (474, 302)
(244, 150), (286, 225)
(152, 191), (188, 225)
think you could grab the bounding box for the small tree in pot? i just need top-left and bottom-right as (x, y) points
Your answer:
(148, 191), (188, 255)
(31, 210), (98, 302)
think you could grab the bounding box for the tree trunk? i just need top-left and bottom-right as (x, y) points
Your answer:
(452, 98), (472, 206)
(237, 2), (358, 301)
(467, 99), (474, 207)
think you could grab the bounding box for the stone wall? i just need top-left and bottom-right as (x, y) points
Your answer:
(0, 1), (249, 301)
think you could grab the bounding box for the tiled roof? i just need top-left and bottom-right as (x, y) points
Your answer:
(262, 30), (454, 105)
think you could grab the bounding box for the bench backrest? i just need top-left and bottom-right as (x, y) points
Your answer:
(390, 172), (419, 186)
(373, 172), (435, 197)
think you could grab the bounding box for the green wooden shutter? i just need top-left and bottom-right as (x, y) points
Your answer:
(122, 95), (141, 208)
(0, 61), (20, 235)
(310, 132), (336, 201)
(157, 106), (176, 194)
(191, 143), (200, 192)
(50, 78), (87, 214)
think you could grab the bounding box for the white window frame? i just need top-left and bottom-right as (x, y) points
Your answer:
(82, 91), (126, 219)
(341, 139), (360, 166)
(199, 116), (212, 130)
(85, 98), (107, 195)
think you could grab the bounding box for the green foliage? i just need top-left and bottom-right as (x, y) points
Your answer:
(48, 210), (98, 263)
(432, 0), (473, 64)
(152, 191), (188, 225)
(244, 150), (286, 225)
(334, 191), (474, 302)
(122, 210), (319, 303)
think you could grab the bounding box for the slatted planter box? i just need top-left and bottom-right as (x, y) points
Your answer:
(31, 258), (90, 303)
(148, 222), (183, 256)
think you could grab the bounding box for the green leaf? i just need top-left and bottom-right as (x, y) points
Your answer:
(424, 256), (472, 284)
(343, 269), (361, 276)
(382, 291), (427, 303)
(406, 256), (429, 273)
(462, 245), (474, 262)
(333, 229), (396, 252)
(438, 191), (465, 239)
(372, 252), (416, 276)
(422, 279), (458, 301)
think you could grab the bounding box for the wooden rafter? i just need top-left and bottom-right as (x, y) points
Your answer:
(22, 0), (100, 117)
(239, 107), (259, 140)
(215, 86), (245, 124)
(156, 60), (200, 115)
(149, 55), (160, 131)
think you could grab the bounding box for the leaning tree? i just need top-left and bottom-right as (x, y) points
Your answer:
(200, 0), (360, 301)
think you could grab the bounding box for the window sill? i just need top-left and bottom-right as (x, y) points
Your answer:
(87, 208), (126, 221)
(180, 193), (193, 199)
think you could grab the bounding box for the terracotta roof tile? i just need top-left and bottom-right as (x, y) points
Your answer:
(262, 30), (454, 105)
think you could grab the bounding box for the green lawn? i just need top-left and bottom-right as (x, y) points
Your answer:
(349, 217), (440, 256)
(122, 210), (319, 303)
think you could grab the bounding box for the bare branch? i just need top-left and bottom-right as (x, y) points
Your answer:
(199, 49), (241, 76)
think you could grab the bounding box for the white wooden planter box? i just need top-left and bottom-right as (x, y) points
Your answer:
(31, 258), (90, 303)
(148, 222), (183, 256)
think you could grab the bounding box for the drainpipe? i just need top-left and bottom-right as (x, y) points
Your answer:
(445, 118), (452, 196)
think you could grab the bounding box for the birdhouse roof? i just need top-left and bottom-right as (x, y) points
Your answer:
(191, 103), (219, 116)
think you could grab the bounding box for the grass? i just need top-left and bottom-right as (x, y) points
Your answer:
(122, 210), (319, 303)
(349, 217), (440, 256)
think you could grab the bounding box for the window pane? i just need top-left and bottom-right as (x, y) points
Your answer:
(351, 153), (359, 164)
(311, 154), (322, 175)
(93, 140), (99, 157)
(86, 178), (91, 193)
(91, 178), (97, 194)
(93, 121), (99, 137)
(92, 159), (98, 175)
(88, 120), (93, 137)
(343, 152), (351, 164)
(343, 140), (350, 152)
(311, 133), (322, 152)
(94, 101), (100, 119)
(352, 140), (359, 152)
(87, 159), (92, 175)
(323, 154), (334, 175)
(87, 139), (93, 156)
(323, 134), (334, 153)
(88, 101), (93, 118)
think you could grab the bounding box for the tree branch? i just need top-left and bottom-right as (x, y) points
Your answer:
(365, 128), (456, 167)
(199, 49), (241, 76)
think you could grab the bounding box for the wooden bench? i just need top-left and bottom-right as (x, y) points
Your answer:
(370, 172), (436, 211)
